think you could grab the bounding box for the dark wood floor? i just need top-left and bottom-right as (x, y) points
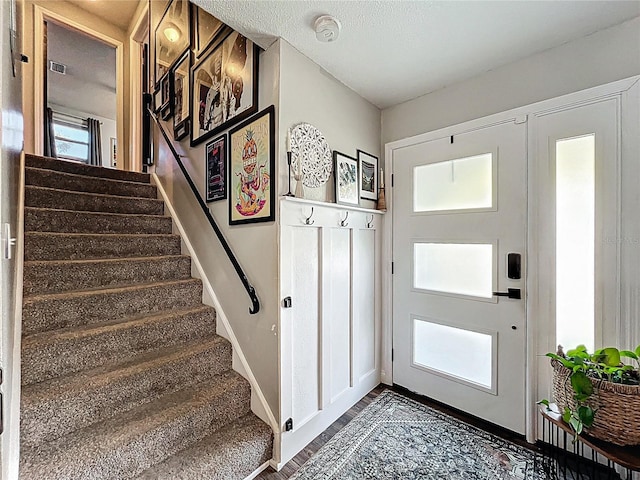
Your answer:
(257, 384), (618, 480)
(257, 385), (387, 479)
(257, 384), (537, 479)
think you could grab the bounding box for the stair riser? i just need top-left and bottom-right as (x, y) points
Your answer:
(20, 379), (251, 480)
(22, 280), (203, 336)
(22, 308), (216, 385)
(136, 414), (273, 480)
(21, 340), (232, 446)
(26, 155), (150, 184)
(25, 208), (173, 235)
(25, 186), (164, 215)
(26, 167), (157, 198)
(24, 233), (181, 261)
(23, 256), (191, 296)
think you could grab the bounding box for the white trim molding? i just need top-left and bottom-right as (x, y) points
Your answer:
(152, 173), (279, 439)
(383, 75), (640, 445)
(32, 4), (125, 170)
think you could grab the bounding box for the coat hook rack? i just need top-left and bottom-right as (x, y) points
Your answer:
(366, 215), (374, 229)
(340, 211), (349, 227)
(304, 207), (315, 225)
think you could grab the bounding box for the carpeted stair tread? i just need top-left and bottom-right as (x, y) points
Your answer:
(21, 305), (216, 385)
(22, 278), (203, 335)
(21, 336), (232, 446)
(24, 232), (181, 261)
(25, 154), (150, 184)
(25, 185), (164, 215)
(19, 372), (251, 480)
(135, 413), (273, 480)
(25, 166), (157, 198)
(24, 207), (172, 234)
(23, 254), (191, 296)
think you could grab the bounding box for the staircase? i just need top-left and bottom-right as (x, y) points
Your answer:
(19, 155), (273, 479)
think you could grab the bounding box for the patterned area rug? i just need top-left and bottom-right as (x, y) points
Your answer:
(290, 390), (547, 480)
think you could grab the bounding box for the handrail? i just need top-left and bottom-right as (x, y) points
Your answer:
(148, 107), (260, 314)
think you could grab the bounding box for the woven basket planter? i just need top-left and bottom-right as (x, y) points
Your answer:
(551, 359), (640, 446)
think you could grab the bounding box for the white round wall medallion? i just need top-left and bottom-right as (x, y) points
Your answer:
(290, 123), (332, 188)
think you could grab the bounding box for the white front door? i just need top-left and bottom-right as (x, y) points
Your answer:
(392, 119), (527, 434)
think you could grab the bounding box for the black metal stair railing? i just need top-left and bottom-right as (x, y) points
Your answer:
(147, 106), (260, 315)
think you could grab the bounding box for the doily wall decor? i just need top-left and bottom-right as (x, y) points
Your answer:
(290, 123), (332, 188)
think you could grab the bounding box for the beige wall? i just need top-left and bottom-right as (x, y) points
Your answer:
(153, 38), (382, 421)
(154, 39), (282, 417)
(1, 0), (24, 477)
(278, 41), (381, 208)
(382, 16), (640, 143)
(21, 0), (131, 168)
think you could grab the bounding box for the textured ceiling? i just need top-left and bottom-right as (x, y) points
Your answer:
(47, 21), (117, 119)
(193, 0), (640, 109)
(65, 0), (142, 31)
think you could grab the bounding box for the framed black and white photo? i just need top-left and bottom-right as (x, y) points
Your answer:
(194, 6), (227, 58)
(159, 73), (172, 120)
(334, 151), (359, 206)
(191, 31), (259, 147)
(206, 134), (227, 202)
(172, 51), (190, 140)
(357, 150), (378, 201)
(154, 0), (191, 88)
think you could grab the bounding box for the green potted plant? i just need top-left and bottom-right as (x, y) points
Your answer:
(539, 344), (640, 445)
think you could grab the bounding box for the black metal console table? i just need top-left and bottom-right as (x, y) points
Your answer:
(539, 405), (640, 480)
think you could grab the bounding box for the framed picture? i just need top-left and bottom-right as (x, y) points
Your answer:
(153, 87), (163, 114)
(357, 150), (378, 200)
(191, 31), (259, 147)
(206, 134), (227, 202)
(172, 51), (190, 140)
(229, 105), (275, 225)
(194, 6), (227, 57)
(154, 0), (191, 88)
(334, 151), (359, 206)
(160, 73), (172, 120)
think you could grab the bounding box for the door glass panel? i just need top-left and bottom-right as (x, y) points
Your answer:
(413, 318), (493, 389)
(413, 153), (493, 212)
(556, 134), (595, 351)
(414, 242), (493, 298)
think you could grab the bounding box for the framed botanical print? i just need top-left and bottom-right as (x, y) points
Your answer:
(206, 134), (227, 202)
(155, 0), (190, 88)
(228, 105), (275, 225)
(334, 151), (359, 206)
(194, 6), (226, 57)
(190, 31), (259, 147)
(172, 51), (190, 140)
(357, 150), (378, 200)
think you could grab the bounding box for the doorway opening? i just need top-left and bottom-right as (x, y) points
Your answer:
(45, 21), (117, 168)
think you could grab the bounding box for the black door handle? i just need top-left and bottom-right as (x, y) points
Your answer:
(493, 288), (521, 299)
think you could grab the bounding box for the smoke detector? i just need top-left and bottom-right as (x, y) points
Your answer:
(314, 15), (341, 43)
(49, 60), (66, 75)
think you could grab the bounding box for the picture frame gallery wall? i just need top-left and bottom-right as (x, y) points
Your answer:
(153, 0), (272, 226)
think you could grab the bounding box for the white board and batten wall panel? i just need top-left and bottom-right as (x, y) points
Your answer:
(279, 198), (382, 465)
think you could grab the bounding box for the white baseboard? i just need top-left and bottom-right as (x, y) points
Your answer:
(152, 173), (279, 439)
(244, 460), (270, 480)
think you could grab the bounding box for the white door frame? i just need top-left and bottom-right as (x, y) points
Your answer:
(128, 3), (149, 173)
(32, 4), (125, 170)
(382, 75), (640, 443)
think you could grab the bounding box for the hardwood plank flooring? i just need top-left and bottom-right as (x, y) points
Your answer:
(257, 384), (618, 479)
(257, 385), (386, 479)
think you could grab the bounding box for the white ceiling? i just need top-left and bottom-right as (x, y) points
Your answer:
(47, 21), (117, 119)
(65, 0), (142, 31)
(193, 0), (640, 109)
